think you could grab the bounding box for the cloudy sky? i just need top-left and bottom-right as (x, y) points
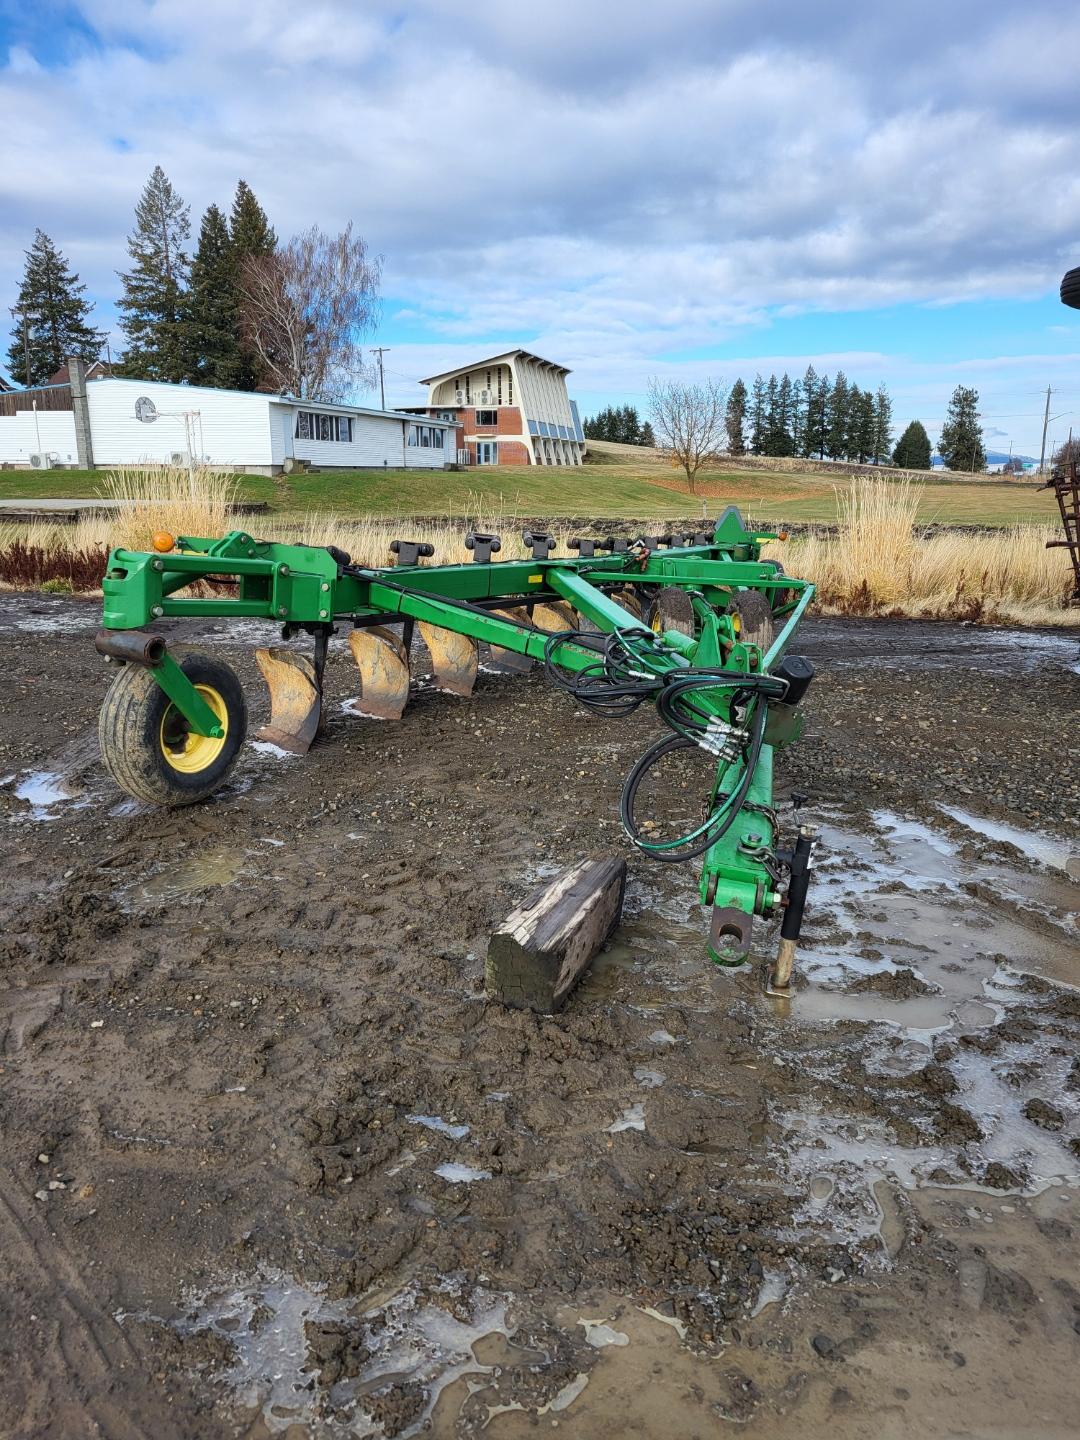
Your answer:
(2, 0), (1079, 454)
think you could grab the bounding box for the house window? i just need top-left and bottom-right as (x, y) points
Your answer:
(433, 428), (444, 449)
(507, 372), (513, 404)
(437, 410), (456, 421)
(475, 409), (497, 426)
(295, 411), (352, 442)
(497, 369), (502, 404)
(407, 425), (418, 446)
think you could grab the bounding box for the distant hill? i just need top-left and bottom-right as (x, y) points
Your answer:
(932, 449), (1037, 469)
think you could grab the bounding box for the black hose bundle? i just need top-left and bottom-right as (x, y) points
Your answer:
(542, 627), (787, 862)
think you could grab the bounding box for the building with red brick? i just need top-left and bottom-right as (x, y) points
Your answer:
(408, 350), (586, 466)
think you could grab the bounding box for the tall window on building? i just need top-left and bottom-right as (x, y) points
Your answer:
(497, 368), (502, 404)
(507, 372), (513, 404)
(295, 411), (352, 441)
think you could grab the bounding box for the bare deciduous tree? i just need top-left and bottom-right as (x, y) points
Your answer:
(647, 377), (727, 492)
(239, 223), (381, 400)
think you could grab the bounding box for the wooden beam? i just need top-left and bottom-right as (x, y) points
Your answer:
(486, 858), (627, 1013)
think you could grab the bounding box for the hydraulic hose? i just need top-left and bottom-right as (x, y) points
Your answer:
(619, 699), (769, 862)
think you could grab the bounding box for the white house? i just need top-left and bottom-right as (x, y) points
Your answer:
(409, 349), (586, 467)
(0, 367), (455, 473)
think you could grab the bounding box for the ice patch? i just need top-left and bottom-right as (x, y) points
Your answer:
(606, 1103), (646, 1133)
(435, 1162), (491, 1184)
(408, 1114), (470, 1139)
(578, 1318), (630, 1348)
(249, 741), (298, 760)
(633, 1066), (666, 1088)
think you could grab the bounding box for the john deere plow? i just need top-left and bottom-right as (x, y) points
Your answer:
(94, 508), (818, 982)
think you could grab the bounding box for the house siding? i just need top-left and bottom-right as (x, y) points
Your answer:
(86, 379), (274, 465)
(0, 409), (78, 465)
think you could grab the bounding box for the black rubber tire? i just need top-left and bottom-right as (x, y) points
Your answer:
(768, 560), (794, 612)
(98, 650), (247, 806)
(1061, 266), (1080, 311)
(647, 586), (696, 637)
(731, 590), (776, 651)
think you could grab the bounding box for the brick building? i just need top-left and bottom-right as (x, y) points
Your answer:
(409, 349), (586, 466)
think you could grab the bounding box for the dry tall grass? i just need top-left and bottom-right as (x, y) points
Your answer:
(761, 477), (1076, 626)
(0, 469), (1075, 626)
(95, 463), (239, 552)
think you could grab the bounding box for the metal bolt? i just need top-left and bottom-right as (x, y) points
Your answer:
(319, 609), (328, 618)
(152, 558), (164, 571)
(151, 605), (163, 617)
(746, 831), (763, 845)
(279, 564), (289, 576)
(321, 582), (330, 592)
(277, 606), (287, 617)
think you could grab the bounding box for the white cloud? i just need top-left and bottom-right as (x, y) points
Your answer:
(1, 0), (1079, 452)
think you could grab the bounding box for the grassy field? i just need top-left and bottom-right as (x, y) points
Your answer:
(0, 440), (1059, 526)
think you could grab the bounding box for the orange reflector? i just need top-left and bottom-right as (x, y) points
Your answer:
(152, 531), (176, 553)
(777, 530), (789, 541)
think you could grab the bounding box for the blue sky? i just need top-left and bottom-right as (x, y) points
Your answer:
(2, 0), (1079, 456)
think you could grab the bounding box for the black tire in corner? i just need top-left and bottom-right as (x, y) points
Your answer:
(1061, 266), (1080, 311)
(98, 650), (247, 806)
(731, 590), (776, 652)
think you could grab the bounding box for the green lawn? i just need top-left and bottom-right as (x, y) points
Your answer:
(0, 454), (1059, 527)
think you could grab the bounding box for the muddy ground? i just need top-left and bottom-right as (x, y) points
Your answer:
(0, 595), (1078, 1439)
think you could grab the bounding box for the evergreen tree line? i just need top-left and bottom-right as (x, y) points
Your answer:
(724, 368), (895, 465)
(6, 167), (276, 390)
(583, 403), (655, 446)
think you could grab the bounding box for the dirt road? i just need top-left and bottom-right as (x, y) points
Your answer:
(0, 595), (1077, 1438)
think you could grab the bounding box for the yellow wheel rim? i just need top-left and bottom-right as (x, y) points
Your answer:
(159, 685), (228, 774)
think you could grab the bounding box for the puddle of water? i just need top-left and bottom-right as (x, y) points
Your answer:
(408, 1114), (469, 1140)
(940, 804), (1071, 874)
(11, 769), (86, 820)
(136, 847), (249, 903)
(152, 1272), (514, 1437)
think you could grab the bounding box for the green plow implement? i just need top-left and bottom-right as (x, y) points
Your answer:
(94, 507), (818, 986)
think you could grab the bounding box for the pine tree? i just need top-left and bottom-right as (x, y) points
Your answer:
(892, 420), (932, 470)
(938, 386), (986, 472)
(725, 377), (748, 455)
(230, 180), (277, 257)
(183, 204), (243, 388)
(801, 366), (827, 458)
(843, 384), (863, 461)
(641, 420), (655, 448)
(851, 389), (875, 463)
(826, 372), (849, 459)
(749, 374), (767, 454)
(116, 165), (191, 381)
(230, 180), (277, 390)
(5, 230), (103, 386)
(871, 385), (893, 465)
(790, 376), (803, 455)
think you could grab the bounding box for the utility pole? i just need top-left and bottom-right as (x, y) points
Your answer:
(1038, 384), (1053, 474)
(372, 347), (390, 410)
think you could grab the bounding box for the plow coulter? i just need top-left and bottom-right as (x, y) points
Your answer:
(94, 508), (817, 982)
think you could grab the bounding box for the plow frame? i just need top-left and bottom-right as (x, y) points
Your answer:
(98, 509), (815, 971)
